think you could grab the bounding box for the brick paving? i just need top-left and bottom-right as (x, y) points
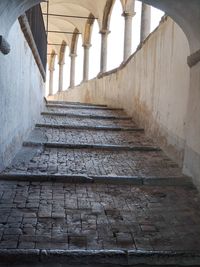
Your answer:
(0, 101), (199, 256)
(4, 148), (183, 178)
(0, 181), (200, 251)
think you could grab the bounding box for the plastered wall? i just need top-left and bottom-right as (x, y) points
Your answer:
(0, 21), (45, 171)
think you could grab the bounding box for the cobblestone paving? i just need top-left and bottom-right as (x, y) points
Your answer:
(4, 148), (183, 177)
(46, 107), (126, 117)
(43, 128), (156, 146)
(0, 181), (200, 251)
(1, 102), (198, 253)
(40, 115), (136, 128)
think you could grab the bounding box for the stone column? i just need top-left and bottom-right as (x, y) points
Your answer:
(123, 12), (134, 61)
(58, 62), (64, 92)
(49, 67), (54, 96)
(140, 3), (151, 43)
(69, 53), (77, 88)
(83, 43), (91, 82)
(100, 29), (110, 73)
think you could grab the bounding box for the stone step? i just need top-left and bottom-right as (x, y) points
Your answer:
(31, 127), (154, 147)
(2, 147), (190, 183)
(46, 100), (107, 107)
(35, 123), (144, 131)
(23, 141), (161, 152)
(0, 249), (200, 267)
(0, 180), (199, 265)
(41, 111), (131, 120)
(46, 104), (123, 110)
(40, 115), (136, 128)
(46, 107), (126, 117)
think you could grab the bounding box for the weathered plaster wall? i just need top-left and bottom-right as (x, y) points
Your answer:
(0, 21), (45, 171)
(48, 17), (200, 188)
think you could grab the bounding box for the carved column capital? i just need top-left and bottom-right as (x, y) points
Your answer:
(122, 11), (136, 18)
(99, 29), (111, 35)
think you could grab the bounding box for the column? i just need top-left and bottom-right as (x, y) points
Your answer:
(140, 3), (151, 43)
(69, 53), (77, 88)
(122, 12), (135, 61)
(83, 43), (91, 82)
(58, 62), (64, 92)
(100, 29), (110, 73)
(49, 67), (54, 96)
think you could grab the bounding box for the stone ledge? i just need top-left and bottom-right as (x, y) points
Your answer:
(41, 111), (131, 120)
(0, 249), (199, 266)
(23, 141), (161, 152)
(35, 123), (145, 132)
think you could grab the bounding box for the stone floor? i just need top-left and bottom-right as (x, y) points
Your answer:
(4, 148), (184, 178)
(0, 101), (200, 266)
(0, 181), (200, 252)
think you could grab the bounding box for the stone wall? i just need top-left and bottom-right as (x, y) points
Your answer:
(48, 17), (200, 189)
(0, 21), (45, 171)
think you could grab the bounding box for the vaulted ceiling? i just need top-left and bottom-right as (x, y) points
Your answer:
(40, 0), (135, 62)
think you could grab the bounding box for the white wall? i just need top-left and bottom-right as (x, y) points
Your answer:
(48, 17), (200, 188)
(0, 21), (45, 171)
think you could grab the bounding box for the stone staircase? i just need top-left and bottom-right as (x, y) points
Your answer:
(0, 100), (200, 266)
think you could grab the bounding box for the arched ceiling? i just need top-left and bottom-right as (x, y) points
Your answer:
(41, 0), (120, 59)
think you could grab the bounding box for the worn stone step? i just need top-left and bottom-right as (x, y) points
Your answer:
(23, 141), (161, 152)
(46, 104), (123, 110)
(35, 123), (144, 131)
(46, 107), (126, 117)
(40, 115), (136, 128)
(2, 147), (190, 183)
(0, 249), (199, 267)
(46, 100), (107, 107)
(28, 128), (155, 147)
(0, 180), (199, 262)
(41, 111), (131, 120)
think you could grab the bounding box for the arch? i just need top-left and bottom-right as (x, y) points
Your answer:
(137, 0), (200, 53)
(58, 41), (67, 64)
(102, 0), (116, 31)
(48, 50), (56, 70)
(0, 0), (44, 37)
(83, 13), (95, 45)
(1, 0), (200, 59)
(70, 28), (80, 55)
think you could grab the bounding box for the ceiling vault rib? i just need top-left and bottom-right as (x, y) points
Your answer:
(43, 13), (98, 20)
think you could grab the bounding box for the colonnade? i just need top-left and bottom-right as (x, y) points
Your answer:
(48, 3), (151, 95)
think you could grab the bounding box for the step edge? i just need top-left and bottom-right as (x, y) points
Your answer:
(0, 173), (193, 187)
(0, 248), (199, 266)
(46, 104), (123, 111)
(41, 112), (131, 120)
(35, 124), (145, 132)
(23, 141), (161, 151)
